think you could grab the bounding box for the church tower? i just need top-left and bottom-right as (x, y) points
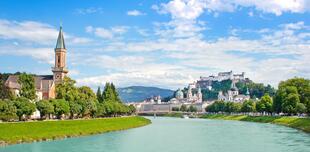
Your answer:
(52, 26), (68, 84)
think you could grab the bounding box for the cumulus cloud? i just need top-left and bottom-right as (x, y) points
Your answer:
(154, 0), (309, 17)
(230, 0), (308, 16)
(78, 21), (310, 88)
(1, 2), (309, 90)
(152, 0), (208, 38)
(154, 0), (207, 20)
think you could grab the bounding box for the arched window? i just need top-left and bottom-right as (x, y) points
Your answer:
(57, 55), (60, 67)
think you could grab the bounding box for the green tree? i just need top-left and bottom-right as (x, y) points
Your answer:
(51, 99), (70, 119)
(236, 81), (275, 99)
(225, 102), (241, 113)
(180, 104), (187, 112)
(56, 77), (79, 102)
(78, 100), (98, 118)
(36, 100), (54, 119)
(102, 83), (116, 102)
(96, 87), (103, 103)
(99, 83), (122, 116)
(78, 86), (97, 102)
(201, 89), (218, 101)
(273, 89), (285, 113)
(68, 101), (82, 119)
(241, 100), (256, 113)
(111, 83), (121, 102)
(96, 103), (107, 117)
(256, 100), (265, 113)
(13, 97), (36, 121)
(18, 73), (36, 100)
(282, 93), (299, 115)
(215, 100), (226, 112)
(278, 78), (310, 113)
(256, 94), (273, 113)
(128, 105), (136, 114)
(0, 81), (14, 100)
(172, 107), (180, 111)
(102, 101), (114, 116)
(206, 100), (226, 112)
(0, 100), (17, 121)
(188, 105), (197, 112)
(296, 103), (306, 114)
(212, 80), (232, 92)
(273, 86), (299, 113)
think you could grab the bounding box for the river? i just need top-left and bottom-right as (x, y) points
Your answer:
(1, 117), (309, 152)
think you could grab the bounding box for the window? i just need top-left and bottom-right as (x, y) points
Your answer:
(57, 55), (60, 66)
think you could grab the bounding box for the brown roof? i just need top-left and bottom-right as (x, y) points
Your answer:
(5, 75), (54, 91)
(5, 75), (20, 89)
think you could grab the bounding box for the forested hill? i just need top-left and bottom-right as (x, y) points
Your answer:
(199, 79), (276, 101)
(117, 86), (174, 102)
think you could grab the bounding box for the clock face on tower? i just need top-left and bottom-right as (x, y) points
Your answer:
(56, 74), (61, 79)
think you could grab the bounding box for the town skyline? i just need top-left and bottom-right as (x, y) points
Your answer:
(0, 0), (309, 89)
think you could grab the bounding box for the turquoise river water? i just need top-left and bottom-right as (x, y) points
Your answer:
(1, 117), (310, 152)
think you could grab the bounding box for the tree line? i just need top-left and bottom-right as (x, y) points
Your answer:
(172, 104), (198, 112)
(206, 78), (310, 116)
(0, 73), (135, 121)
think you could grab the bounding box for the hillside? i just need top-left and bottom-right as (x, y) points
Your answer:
(117, 86), (174, 102)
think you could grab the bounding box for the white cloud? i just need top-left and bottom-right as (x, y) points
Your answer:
(0, 19), (58, 44)
(76, 70), (195, 89)
(0, 19), (92, 65)
(207, 0), (309, 15)
(127, 10), (146, 16)
(0, 45), (54, 64)
(248, 11), (254, 17)
(231, 0), (308, 16)
(75, 57), (198, 89)
(155, 0), (207, 20)
(1, 11), (309, 91)
(152, 0), (208, 38)
(154, 0), (309, 17)
(69, 37), (93, 44)
(75, 7), (103, 15)
(136, 28), (149, 36)
(86, 26), (129, 39)
(68, 69), (80, 76)
(111, 26), (129, 34)
(81, 21), (309, 88)
(0, 19), (92, 46)
(93, 27), (114, 39)
(73, 54), (150, 71)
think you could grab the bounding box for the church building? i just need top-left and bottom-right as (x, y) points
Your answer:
(5, 26), (68, 100)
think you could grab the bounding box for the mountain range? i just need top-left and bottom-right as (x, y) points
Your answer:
(117, 86), (174, 102)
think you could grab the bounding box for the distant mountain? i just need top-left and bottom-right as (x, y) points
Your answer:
(117, 86), (174, 102)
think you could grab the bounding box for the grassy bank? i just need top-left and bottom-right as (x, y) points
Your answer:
(201, 114), (310, 133)
(0, 116), (151, 145)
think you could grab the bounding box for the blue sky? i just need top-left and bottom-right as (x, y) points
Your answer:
(0, 0), (309, 89)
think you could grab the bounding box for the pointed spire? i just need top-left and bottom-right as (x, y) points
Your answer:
(55, 25), (66, 49)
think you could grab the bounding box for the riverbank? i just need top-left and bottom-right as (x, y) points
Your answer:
(200, 114), (310, 133)
(0, 116), (151, 146)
